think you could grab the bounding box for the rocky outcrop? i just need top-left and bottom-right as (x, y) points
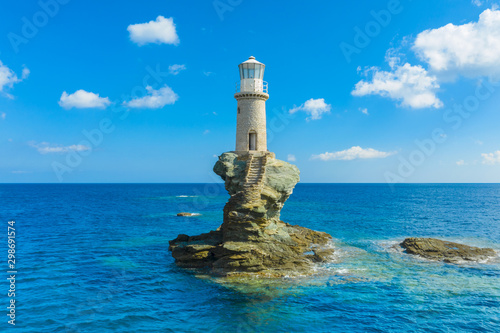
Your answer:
(401, 237), (496, 263)
(169, 152), (334, 277)
(177, 212), (199, 217)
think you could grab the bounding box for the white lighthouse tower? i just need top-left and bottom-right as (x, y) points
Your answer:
(234, 56), (269, 153)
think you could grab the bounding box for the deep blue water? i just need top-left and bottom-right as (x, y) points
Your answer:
(1, 183), (499, 332)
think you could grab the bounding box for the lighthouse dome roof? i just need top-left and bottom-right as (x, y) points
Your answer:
(240, 56), (264, 66)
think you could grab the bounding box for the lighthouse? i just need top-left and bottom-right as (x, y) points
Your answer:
(234, 56), (269, 153)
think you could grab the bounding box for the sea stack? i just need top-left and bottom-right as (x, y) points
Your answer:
(169, 56), (333, 277)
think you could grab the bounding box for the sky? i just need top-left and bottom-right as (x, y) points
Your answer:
(1, 0), (500, 183)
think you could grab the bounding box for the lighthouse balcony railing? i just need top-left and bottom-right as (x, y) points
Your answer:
(235, 81), (268, 94)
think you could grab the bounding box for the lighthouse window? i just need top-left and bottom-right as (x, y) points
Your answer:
(238, 107), (240, 114)
(248, 64), (255, 79)
(255, 65), (261, 79)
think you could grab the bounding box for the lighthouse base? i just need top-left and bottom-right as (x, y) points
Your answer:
(168, 152), (334, 277)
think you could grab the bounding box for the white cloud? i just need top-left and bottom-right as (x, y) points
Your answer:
(456, 159), (466, 166)
(203, 71), (213, 77)
(123, 85), (178, 109)
(29, 142), (90, 154)
(352, 63), (443, 109)
(59, 90), (111, 109)
(168, 64), (186, 75)
(287, 154), (296, 162)
(414, 9), (500, 80)
(289, 98), (332, 120)
(360, 108), (369, 115)
(1, 112), (5, 120)
(481, 150), (500, 164)
(475, 139), (484, 145)
(127, 16), (179, 46)
(312, 146), (396, 161)
(21, 67), (30, 79)
(203, 129), (210, 135)
(0, 62), (29, 98)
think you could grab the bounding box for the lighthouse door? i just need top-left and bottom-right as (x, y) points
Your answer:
(249, 133), (256, 150)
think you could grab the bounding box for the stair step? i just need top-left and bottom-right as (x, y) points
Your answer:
(243, 157), (266, 192)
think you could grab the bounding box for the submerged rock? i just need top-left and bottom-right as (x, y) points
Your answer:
(401, 237), (496, 263)
(169, 152), (334, 277)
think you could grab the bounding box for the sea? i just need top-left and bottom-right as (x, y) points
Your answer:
(1, 183), (499, 332)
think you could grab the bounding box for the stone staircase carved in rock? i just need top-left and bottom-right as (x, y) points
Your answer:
(241, 154), (267, 202)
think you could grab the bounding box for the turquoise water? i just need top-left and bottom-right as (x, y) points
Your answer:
(1, 183), (499, 332)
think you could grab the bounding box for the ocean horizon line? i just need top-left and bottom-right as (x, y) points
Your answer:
(1, 182), (500, 185)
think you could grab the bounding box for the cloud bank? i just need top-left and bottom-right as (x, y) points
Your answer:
(289, 98), (331, 120)
(123, 85), (178, 108)
(353, 9), (500, 108)
(30, 142), (90, 154)
(312, 146), (396, 161)
(414, 9), (500, 80)
(128, 16), (180, 46)
(59, 90), (111, 109)
(482, 150), (500, 164)
(0, 61), (29, 98)
(352, 63), (442, 109)
(168, 64), (186, 75)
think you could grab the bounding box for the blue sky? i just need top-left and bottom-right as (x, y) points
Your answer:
(2, 0), (500, 183)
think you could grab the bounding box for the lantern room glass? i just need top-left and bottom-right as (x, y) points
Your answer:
(239, 63), (265, 80)
(259, 65), (265, 79)
(255, 65), (261, 79)
(248, 64), (255, 79)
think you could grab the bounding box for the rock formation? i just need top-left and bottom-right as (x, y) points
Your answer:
(401, 237), (496, 263)
(177, 212), (198, 217)
(169, 152), (334, 277)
